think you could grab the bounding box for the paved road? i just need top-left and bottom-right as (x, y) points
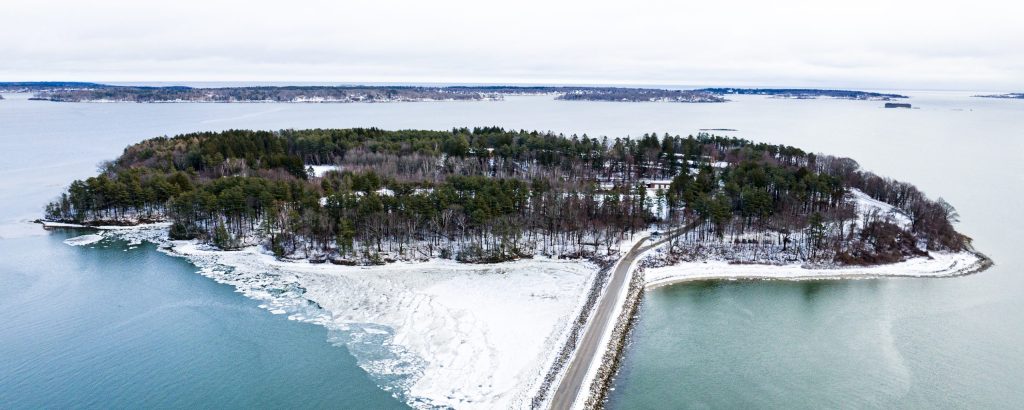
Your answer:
(549, 222), (697, 409)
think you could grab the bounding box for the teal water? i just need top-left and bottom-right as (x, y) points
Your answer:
(0, 231), (405, 408)
(1, 90), (1022, 408)
(607, 272), (1024, 408)
(606, 94), (1024, 408)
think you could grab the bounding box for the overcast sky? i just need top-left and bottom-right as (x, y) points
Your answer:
(2, 0), (1021, 90)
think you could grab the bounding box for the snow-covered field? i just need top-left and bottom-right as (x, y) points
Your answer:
(645, 250), (986, 289)
(63, 224), (598, 409)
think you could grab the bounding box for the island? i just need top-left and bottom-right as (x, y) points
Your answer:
(698, 87), (908, 100)
(43, 128), (988, 408)
(4, 82), (912, 104)
(6, 83), (723, 103)
(973, 92), (1024, 99)
(27, 85), (501, 103)
(0, 81), (111, 92)
(885, 102), (912, 108)
(554, 88), (724, 102)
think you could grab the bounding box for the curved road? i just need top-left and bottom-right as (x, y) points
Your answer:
(549, 222), (697, 409)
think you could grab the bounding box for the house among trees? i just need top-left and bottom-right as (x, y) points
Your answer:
(642, 179), (672, 191)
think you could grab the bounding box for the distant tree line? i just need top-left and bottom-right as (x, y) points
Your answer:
(697, 88), (908, 100)
(972, 92), (1024, 99)
(0, 82), (909, 104)
(0, 82), (110, 93)
(26, 85), (725, 103)
(28, 86), (497, 103)
(555, 88), (724, 102)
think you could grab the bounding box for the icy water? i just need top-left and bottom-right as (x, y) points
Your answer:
(1, 91), (1022, 408)
(0, 233), (406, 408)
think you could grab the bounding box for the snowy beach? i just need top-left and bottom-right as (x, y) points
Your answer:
(644, 249), (990, 289)
(59, 223), (598, 409)
(51, 220), (991, 409)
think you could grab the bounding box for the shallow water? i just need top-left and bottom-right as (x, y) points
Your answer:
(1, 90), (1021, 408)
(605, 93), (1024, 409)
(0, 231), (405, 408)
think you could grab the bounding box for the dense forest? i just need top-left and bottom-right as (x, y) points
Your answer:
(45, 128), (968, 265)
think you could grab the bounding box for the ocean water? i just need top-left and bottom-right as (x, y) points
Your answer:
(0, 91), (1021, 408)
(0, 232), (406, 408)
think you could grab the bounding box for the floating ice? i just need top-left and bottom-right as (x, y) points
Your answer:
(63, 234), (104, 246)
(96, 224), (600, 409)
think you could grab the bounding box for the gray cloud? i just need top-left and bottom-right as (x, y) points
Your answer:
(1, 0), (1021, 90)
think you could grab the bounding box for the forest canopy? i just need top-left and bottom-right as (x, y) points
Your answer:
(46, 128), (967, 265)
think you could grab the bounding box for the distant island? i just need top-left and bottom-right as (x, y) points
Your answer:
(25, 85), (500, 103)
(885, 102), (912, 108)
(3, 82), (723, 103)
(698, 87), (908, 100)
(0, 81), (112, 92)
(555, 88), (724, 102)
(46, 127), (971, 267)
(973, 92), (1024, 99)
(3, 82), (907, 104)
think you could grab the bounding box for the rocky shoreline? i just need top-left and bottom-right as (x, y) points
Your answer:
(529, 261), (614, 409)
(582, 264), (647, 409)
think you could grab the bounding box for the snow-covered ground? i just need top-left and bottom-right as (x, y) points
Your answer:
(850, 188), (913, 228)
(645, 250), (986, 289)
(51, 218), (989, 409)
(65, 224), (598, 409)
(307, 164), (341, 177)
(167, 245), (598, 409)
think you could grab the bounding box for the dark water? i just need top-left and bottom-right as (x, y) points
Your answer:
(1, 91), (1021, 408)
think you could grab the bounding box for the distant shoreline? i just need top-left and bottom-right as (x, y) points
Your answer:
(973, 92), (1024, 99)
(1, 82), (907, 103)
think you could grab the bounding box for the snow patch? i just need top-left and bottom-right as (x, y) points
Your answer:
(307, 164), (341, 177)
(645, 250), (984, 289)
(850, 188), (912, 228)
